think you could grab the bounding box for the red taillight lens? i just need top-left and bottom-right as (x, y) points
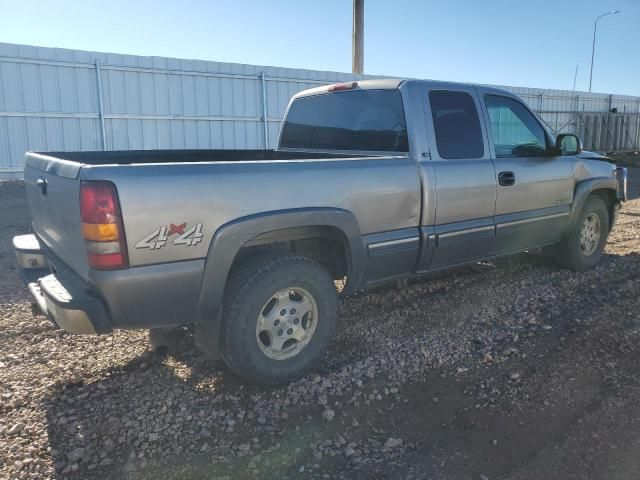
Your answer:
(80, 183), (118, 224)
(80, 181), (128, 270)
(87, 252), (125, 269)
(328, 81), (358, 92)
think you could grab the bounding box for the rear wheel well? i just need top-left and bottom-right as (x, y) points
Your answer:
(230, 226), (350, 281)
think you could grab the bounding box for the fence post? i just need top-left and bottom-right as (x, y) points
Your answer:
(574, 95), (580, 136)
(260, 72), (269, 150)
(636, 100), (640, 150)
(95, 60), (108, 151)
(538, 94), (543, 113)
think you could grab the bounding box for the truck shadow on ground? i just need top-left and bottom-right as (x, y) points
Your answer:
(40, 341), (477, 480)
(39, 259), (501, 479)
(41, 337), (251, 478)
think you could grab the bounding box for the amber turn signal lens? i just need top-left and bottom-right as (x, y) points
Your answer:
(82, 222), (119, 242)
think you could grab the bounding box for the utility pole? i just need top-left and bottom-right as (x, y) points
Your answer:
(352, 0), (364, 74)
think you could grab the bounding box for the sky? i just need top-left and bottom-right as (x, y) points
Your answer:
(0, 0), (638, 96)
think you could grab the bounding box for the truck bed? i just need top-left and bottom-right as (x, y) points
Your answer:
(24, 149), (419, 282)
(35, 149), (359, 165)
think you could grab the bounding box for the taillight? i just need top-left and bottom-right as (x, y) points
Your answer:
(80, 181), (128, 270)
(328, 81), (358, 92)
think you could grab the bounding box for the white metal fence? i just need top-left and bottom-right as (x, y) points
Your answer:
(1, 42), (639, 180)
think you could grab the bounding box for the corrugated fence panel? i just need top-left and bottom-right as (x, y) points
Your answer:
(1, 41), (639, 180)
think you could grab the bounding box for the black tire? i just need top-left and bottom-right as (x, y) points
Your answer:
(221, 254), (338, 386)
(556, 195), (609, 271)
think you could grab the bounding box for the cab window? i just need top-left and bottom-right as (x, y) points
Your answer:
(429, 90), (484, 159)
(280, 89), (408, 152)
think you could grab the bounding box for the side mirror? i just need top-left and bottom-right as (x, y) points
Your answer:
(555, 134), (582, 156)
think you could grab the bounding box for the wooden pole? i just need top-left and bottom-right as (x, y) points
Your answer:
(352, 0), (364, 74)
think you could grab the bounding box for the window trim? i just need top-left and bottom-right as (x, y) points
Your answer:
(483, 94), (551, 158)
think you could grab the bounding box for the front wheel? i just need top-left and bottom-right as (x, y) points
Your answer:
(557, 195), (609, 271)
(221, 254), (338, 385)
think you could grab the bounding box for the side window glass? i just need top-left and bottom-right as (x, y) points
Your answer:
(484, 95), (547, 157)
(428, 90), (484, 159)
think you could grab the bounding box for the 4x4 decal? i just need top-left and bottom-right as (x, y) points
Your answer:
(135, 223), (204, 250)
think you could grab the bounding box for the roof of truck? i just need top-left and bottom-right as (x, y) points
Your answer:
(292, 78), (511, 100)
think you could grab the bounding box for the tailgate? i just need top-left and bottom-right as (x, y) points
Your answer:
(24, 153), (89, 279)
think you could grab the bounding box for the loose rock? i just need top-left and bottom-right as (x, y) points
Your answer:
(322, 409), (336, 422)
(7, 423), (25, 435)
(66, 448), (85, 464)
(384, 437), (403, 449)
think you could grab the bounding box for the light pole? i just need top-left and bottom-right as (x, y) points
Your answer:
(588, 9), (619, 92)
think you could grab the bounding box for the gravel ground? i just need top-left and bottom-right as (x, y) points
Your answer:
(1, 167), (639, 480)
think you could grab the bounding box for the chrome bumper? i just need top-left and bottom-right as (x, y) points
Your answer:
(615, 167), (628, 202)
(27, 276), (97, 334)
(13, 234), (112, 334)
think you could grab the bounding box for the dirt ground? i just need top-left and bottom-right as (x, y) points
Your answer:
(1, 164), (639, 480)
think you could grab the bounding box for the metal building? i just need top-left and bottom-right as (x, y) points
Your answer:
(1, 41), (639, 180)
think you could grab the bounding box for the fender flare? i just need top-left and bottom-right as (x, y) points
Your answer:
(194, 207), (365, 357)
(569, 177), (618, 228)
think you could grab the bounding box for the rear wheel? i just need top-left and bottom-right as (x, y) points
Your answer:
(221, 254), (338, 385)
(556, 195), (609, 271)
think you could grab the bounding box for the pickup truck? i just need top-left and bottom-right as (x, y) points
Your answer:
(14, 79), (628, 385)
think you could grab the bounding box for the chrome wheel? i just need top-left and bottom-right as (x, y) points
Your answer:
(256, 287), (318, 360)
(579, 213), (601, 256)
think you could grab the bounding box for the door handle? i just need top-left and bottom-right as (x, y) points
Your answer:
(36, 177), (48, 195)
(498, 171), (515, 186)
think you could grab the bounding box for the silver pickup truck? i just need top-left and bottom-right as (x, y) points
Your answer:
(14, 79), (627, 385)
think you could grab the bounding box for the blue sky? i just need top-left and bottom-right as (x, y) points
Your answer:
(0, 0), (638, 95)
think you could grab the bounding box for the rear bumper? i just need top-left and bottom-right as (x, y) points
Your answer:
(13, 234), (112, 334)
(14, 233), (205, 334)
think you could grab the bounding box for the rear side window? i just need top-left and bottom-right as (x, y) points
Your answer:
(280, 89), (408, 152)
(429, 90), (484, 159)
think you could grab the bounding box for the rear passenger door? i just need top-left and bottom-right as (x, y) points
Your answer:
(418, 85), (497, 270)
(478, 91), (574, 254)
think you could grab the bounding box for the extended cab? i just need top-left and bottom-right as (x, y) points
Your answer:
(14, 79), (628, 385)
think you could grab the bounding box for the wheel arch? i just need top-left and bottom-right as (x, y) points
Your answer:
(194, 208), (365, 358)
(569, 177), (619, 232)
(235, 225), (351, 279)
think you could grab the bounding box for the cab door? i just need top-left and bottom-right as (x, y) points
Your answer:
(477, 90), (574, 254)
(417, 83), (497, 271)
